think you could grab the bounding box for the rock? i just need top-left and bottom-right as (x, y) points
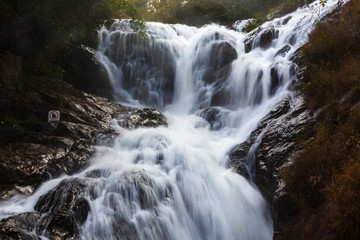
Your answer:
(290, 49), (306, 81)
(0, 84), (167, 201)
(197, 107), (227, 130)
(270, 65), (283, 95)
(228, 142), (251, 179)
(229, 97), (291, 179)
(0, 179), (91, 240)
(117, 108), (168, 129)
(229, 94), (315, 230)
(34, 178), (90, 240)
(243, 27), (262, 53)
(0, 213), (41, 240)
(0, 89), (125, 199)
(257, 28), (279, 49)
(64, 45), (113, 99)
(193, 38), (238, 107)
(282, 16), (292, 25)
(104, 31), (176, 108)
(275, 45), (291, 57)
(243, 27), (279, 52)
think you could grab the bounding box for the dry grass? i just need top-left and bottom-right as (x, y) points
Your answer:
(282, 1), (360, 239)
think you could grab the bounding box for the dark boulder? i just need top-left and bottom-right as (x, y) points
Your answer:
(34, 178), (90, 240)
(117, 108), (168, 129)
(270, 65), (283, 95)
(197, 107), (231, 130)
(64, 45), (113, 99)
(228, 141), (251, 179)
(195, 39), (238, 107)
(275, 45), (291, 57)
(0, 84), (168, 201)
(243, 27), (262, 53)
(243, 27), (279, 52)
(104, 31), (176, 108)
(258, 28), (279, 49)
(0, 213), (41, 240)
(282, 16), (292, 25)
(0, 179), (91, 240)
(290, 49), (306, 81)
(0, 89), (125, 200)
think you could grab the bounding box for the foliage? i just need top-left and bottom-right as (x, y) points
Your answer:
(135, 0), (287, 26)
(0, 0), (143, 74)
(243, 20), (260, 32)
(301, 0), (360, 109)
(282, 0), (360, 238)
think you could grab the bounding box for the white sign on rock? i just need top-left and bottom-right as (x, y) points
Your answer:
(48, 110), (60, 122)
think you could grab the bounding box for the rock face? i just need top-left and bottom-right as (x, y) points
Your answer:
(192, 33), (238, 107)
(34, 178), (90, 240)
(0, 86), (125, 200)
(0, 75), (168, 239)
(100, 30), (176, 108)
(117, 108), (168, 129)
(0, 213), (41, 240)
(229, 93), (316, 229)
(243, 27), (279, 53)
(0, 179), (90, 240)
(64, 45), (114, 99)
(0, 84), (167, 201)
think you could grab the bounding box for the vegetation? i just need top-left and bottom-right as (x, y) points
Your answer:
(0, 0), (143, 124)
(0, 0), (142, 75)
(134, 0), (310, 27)
(282, 0), (360, 239)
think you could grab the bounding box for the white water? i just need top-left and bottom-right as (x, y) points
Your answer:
(0, 1), (343, 239)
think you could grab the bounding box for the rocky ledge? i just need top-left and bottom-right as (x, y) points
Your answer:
(229, 93), (316, 232)
(0, 84), (167, 201)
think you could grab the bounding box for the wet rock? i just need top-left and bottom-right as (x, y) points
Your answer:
(243, 27), (262, 53)
(270, 65), (283, 95)
(290, 49), (306, 81)
(229, 98), (291, 179)
(282, 16), (292, 25)
(34, 178), (90, 240)
(192, 39), (238, 107)
(117, 108), (168, 129)
(228, 142), (251, 179)
(0, 213), (41, 240)
(0, 89), (125, 199)
(197, 107), (229, 130)
(257, 28), (279, 49)
(106, 32), (176, 108)
(64, 45), (113, 99)
(209, 41), (238, 74)
(0, 82), (166, 202)
(229, 94), (315, 229)
(244, 27), (279, 52)
(275, 45), (291, 57)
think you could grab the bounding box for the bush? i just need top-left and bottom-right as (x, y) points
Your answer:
(281, 1), (360, 238)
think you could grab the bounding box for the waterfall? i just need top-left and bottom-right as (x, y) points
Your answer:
(0, 1), (343, 239)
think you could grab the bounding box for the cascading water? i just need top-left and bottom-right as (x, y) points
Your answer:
(0, 1), (343, 239)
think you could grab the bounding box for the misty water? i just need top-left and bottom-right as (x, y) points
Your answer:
(0, 1), (342, 239)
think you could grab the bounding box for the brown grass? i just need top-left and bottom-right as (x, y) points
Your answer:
(281, 1), (360, 239)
